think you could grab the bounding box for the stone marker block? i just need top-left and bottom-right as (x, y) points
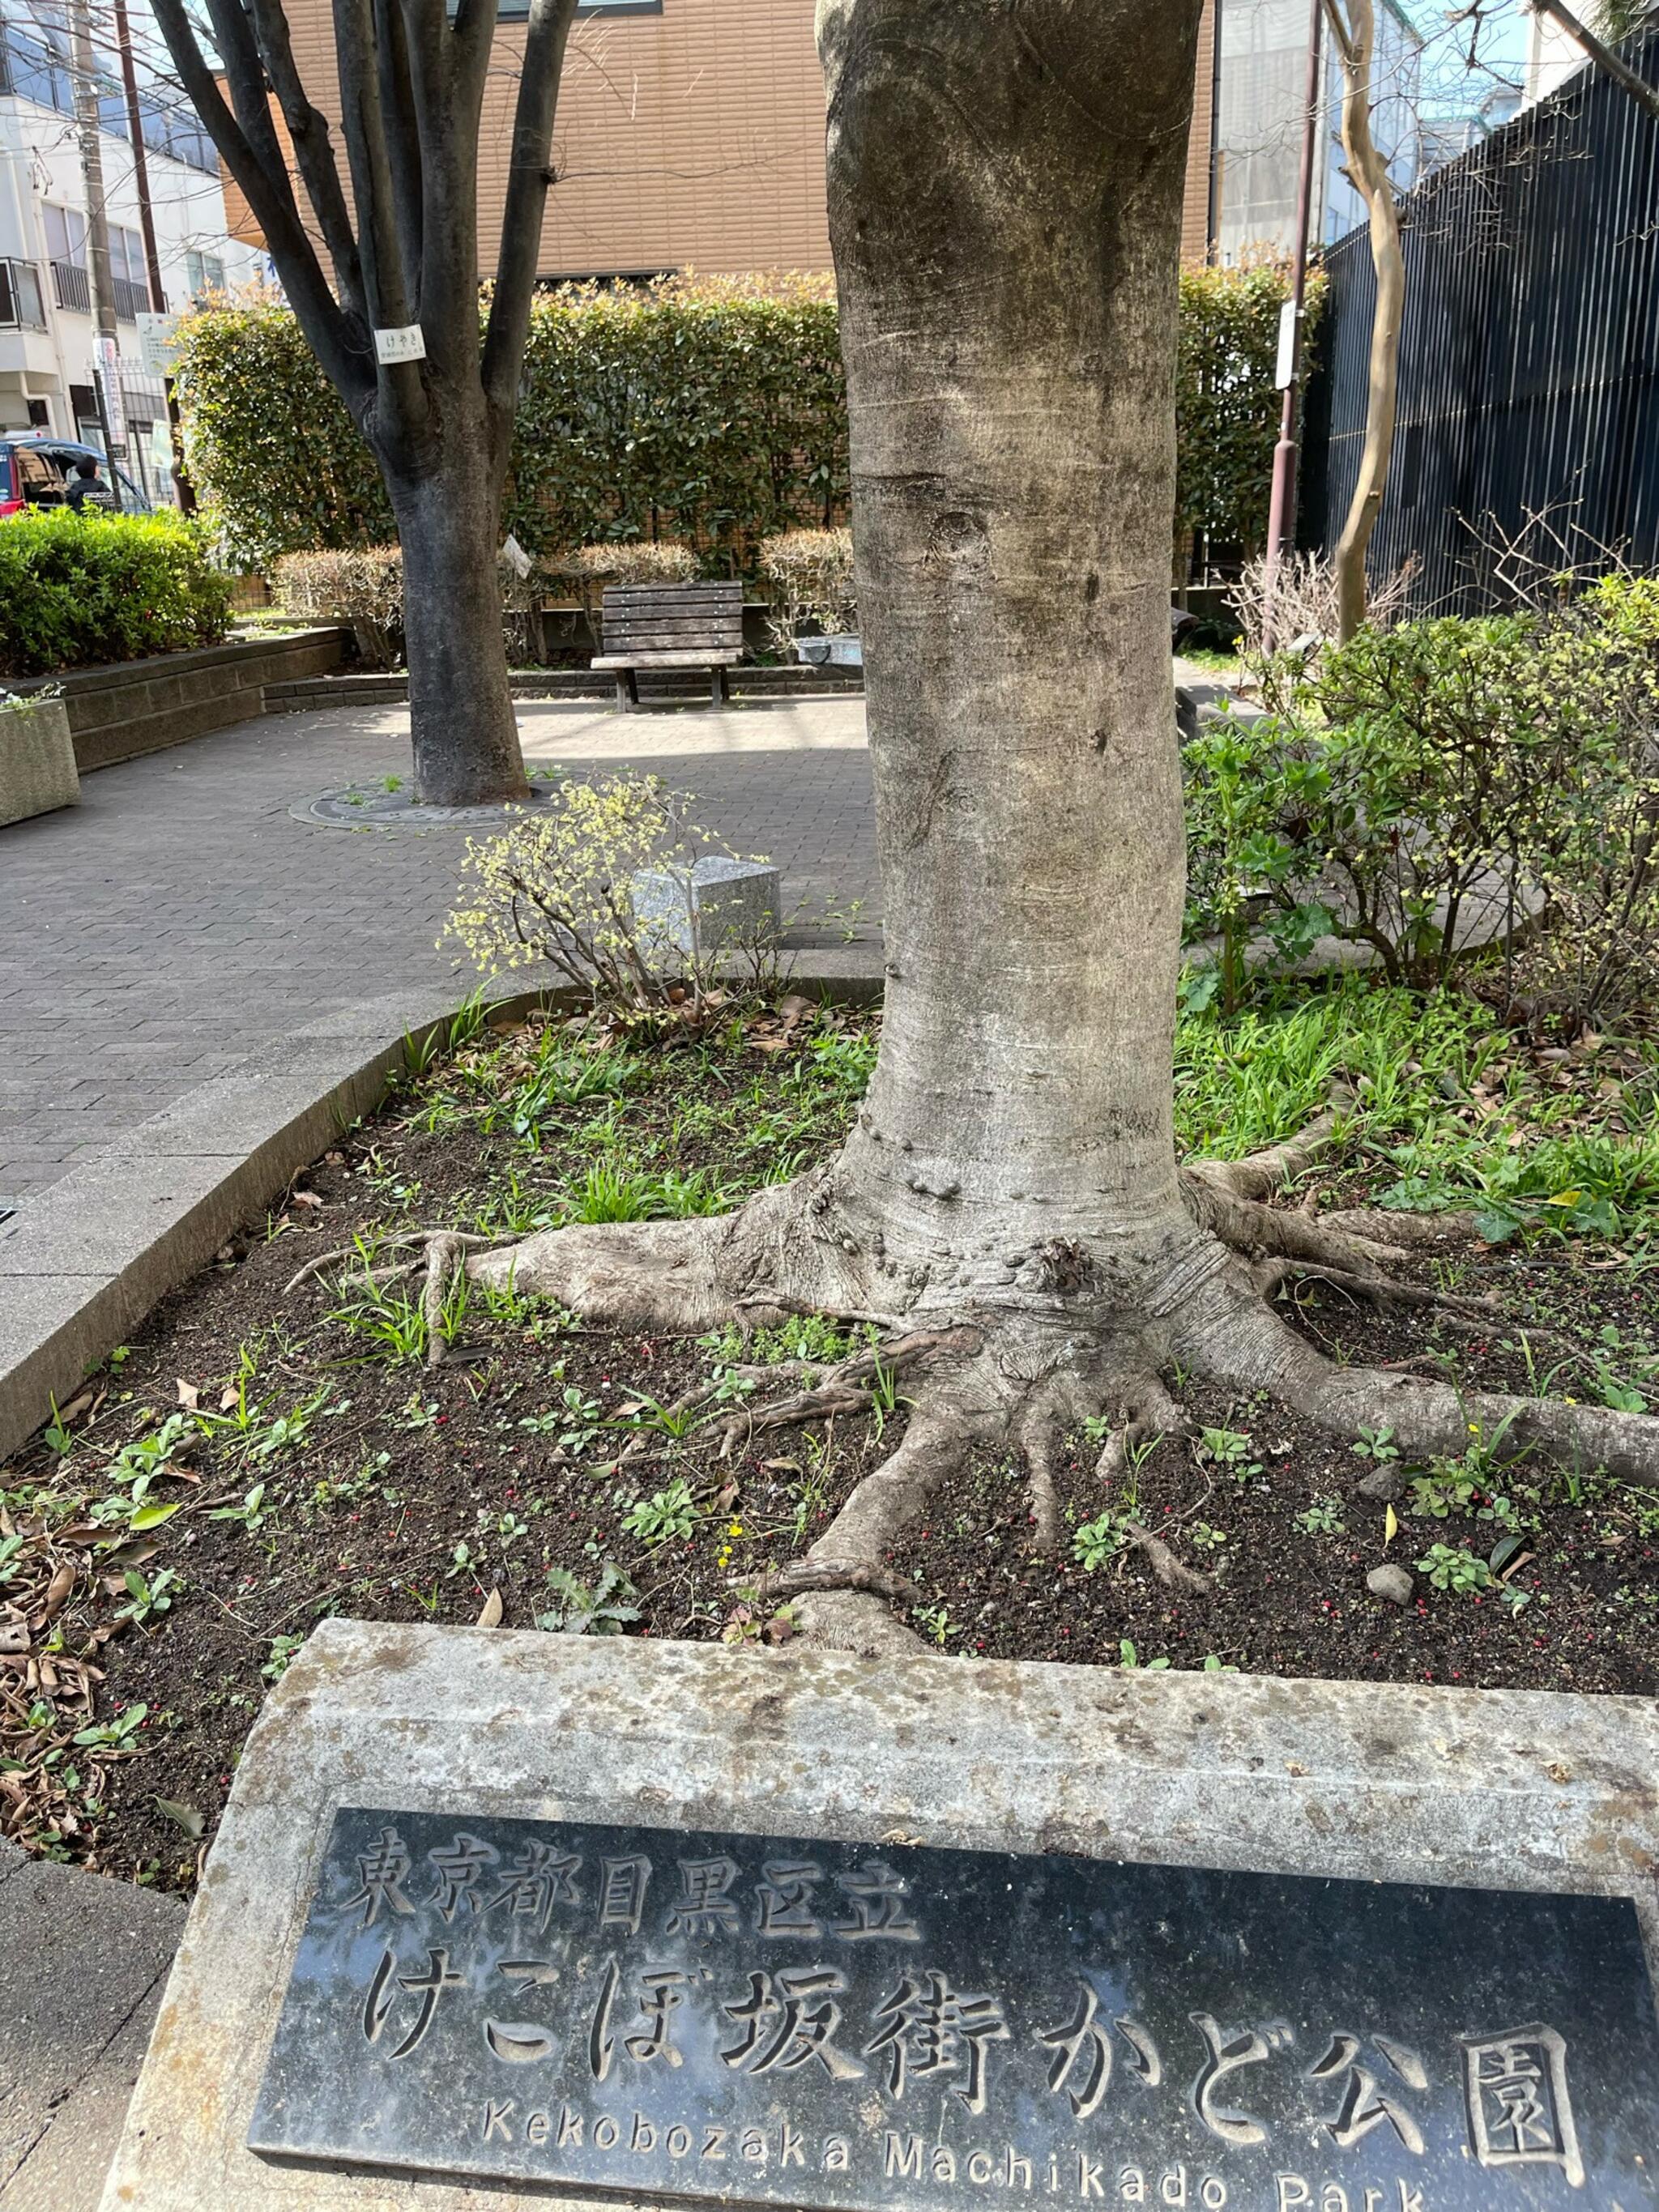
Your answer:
(631, 857), (783, 957)
(100, 1627), (1659, 2211)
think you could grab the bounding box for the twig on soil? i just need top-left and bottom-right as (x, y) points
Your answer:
(1123, 1519), (1213, 1592)
(744, 1556), (914, 1606)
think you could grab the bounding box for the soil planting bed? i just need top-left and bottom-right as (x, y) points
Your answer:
(2, 995), (1655, 1890)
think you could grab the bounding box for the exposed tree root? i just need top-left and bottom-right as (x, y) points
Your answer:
(1250, 1255), (1502, 1327)
(744, 1557), (915, 1607)
(1123, 1520), (1213, 1593)
(301, 1085), (1658, 1655)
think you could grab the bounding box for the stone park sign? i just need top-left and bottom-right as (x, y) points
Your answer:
(100, 1627), (1659, 2211)
(250, 1809), (1655, 2207)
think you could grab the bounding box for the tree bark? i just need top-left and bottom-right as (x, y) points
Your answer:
(390, 452), (530, 808)
(1327, 0), (1405, 644)
(808, 0), (1209, 1306)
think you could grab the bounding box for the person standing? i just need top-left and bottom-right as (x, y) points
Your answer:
(64, 455), (117, 512)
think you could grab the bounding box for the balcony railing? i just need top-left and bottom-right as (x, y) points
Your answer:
(0, 260), (49, 332)
(51, 258), (91, 313)
(112, 275), (151, 322)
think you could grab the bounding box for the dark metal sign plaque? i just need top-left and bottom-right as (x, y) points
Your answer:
(249, 1807), (1659, 2209)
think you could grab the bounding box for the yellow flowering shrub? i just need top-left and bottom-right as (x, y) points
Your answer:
(445, 774), (773, 1012)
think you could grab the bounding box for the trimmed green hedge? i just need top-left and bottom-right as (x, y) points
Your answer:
(0, 509), (233, 676)
(176, 266), (1307, 572)
(1177, 262), (1324, 557)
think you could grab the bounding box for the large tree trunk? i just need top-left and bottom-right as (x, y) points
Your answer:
(1328, 0), (1405, 644)
(817, 0), (1204, 1302)
(456, 0), (1659, 1653)
(390, 457), (530, 809)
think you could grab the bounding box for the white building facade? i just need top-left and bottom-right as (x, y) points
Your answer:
(1213, 0), (1424, 262)
(0, 1), (264, 502)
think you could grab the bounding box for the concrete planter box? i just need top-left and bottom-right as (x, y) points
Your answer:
(4, 626), (348, 774)
(795, 632), (864, 667)
(0, 696), (79, 828)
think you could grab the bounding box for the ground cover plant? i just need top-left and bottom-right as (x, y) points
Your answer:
(2, 978), (1655, 1890)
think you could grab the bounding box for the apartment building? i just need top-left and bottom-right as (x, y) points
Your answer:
(233, 0), (1442, 294)
(0, 0), (264, 497)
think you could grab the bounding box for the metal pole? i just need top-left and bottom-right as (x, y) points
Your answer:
(113, 0), (165, 313)
(1260, 0), (1324, 646)
(67, 0), (124, 507)
(1207, 0), (1226, 262)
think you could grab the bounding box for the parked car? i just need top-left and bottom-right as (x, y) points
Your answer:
(0, 435), (151, 517)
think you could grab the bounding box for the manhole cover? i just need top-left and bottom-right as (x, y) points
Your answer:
(290, 782), (561, 833)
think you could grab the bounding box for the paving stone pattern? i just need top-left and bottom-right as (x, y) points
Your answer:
(0, 1838), (184, 2212)
(0, 697), (877, 1203)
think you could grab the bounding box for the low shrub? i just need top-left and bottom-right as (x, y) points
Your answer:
(757, 527), (856, 652)
(1184, 583), (1659, 1013)
(0, 509), (232, 676)
(273, 542), (579, 667)
(544, 542), (699, 620)
(446, 774), (779, 1015)
(273, 546), (403, 667)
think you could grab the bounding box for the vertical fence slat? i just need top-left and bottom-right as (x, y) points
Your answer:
(1305, 25), (1659, 609)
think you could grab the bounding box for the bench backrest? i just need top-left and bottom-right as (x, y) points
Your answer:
(601, 581), (744, 658)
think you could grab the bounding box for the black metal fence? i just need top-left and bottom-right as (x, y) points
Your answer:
(1303, 24), (1659, 610)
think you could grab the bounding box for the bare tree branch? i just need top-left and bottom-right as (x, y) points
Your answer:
(483, 0), (582, 446)
(243, 0), (365, 312)
(1533, 0), (1659, 122)
(149, 0), (367, 403)
(372, 0), (424, 307)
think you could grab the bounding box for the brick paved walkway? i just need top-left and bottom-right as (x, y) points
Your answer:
(0, 697), (876, 1202)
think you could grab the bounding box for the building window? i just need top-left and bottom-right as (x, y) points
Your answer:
(0, 259), (48, 330)
(44, 204), (87, 269)
(186, 249), (226, 298)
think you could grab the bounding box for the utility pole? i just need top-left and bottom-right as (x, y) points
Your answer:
(67, 0), (124, 505)
(113, 0), (165, 311)
(110, 0), (195, 509)
(1260, 0), (1324, 643)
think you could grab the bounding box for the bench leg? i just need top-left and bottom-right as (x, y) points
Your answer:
(615, 671), (638, 714)
(710, 665), (729, 709)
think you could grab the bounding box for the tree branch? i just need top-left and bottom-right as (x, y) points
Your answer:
(151, 0), (367, 405)
(482, 0), (582, 452)
(332, 0), (429, 445)
(1533, 0), (1659, 123)
(373, 0), (425, 308)
(243, 0), (365, 313)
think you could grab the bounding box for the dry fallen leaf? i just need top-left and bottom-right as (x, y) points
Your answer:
(103, 1537), (160, 1571)
(175, 1379), (200, 1412)
(1384, 1503), (1399, 1546)
(40, 1563), (75, 1621)
(0, 1623), (30, 1656)
(155, 1796), (205, 1840)
(220, 1384), (240, 1412)
(476, 1588), (505, 1629)
(291, 1190), (324, 1213)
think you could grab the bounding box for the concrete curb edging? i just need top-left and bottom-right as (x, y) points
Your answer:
(101, 1624), (1659, 2209)
(0, 951), (885, 1466)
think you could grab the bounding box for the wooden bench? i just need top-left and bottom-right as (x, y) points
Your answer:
(592, 582), (744, 711)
